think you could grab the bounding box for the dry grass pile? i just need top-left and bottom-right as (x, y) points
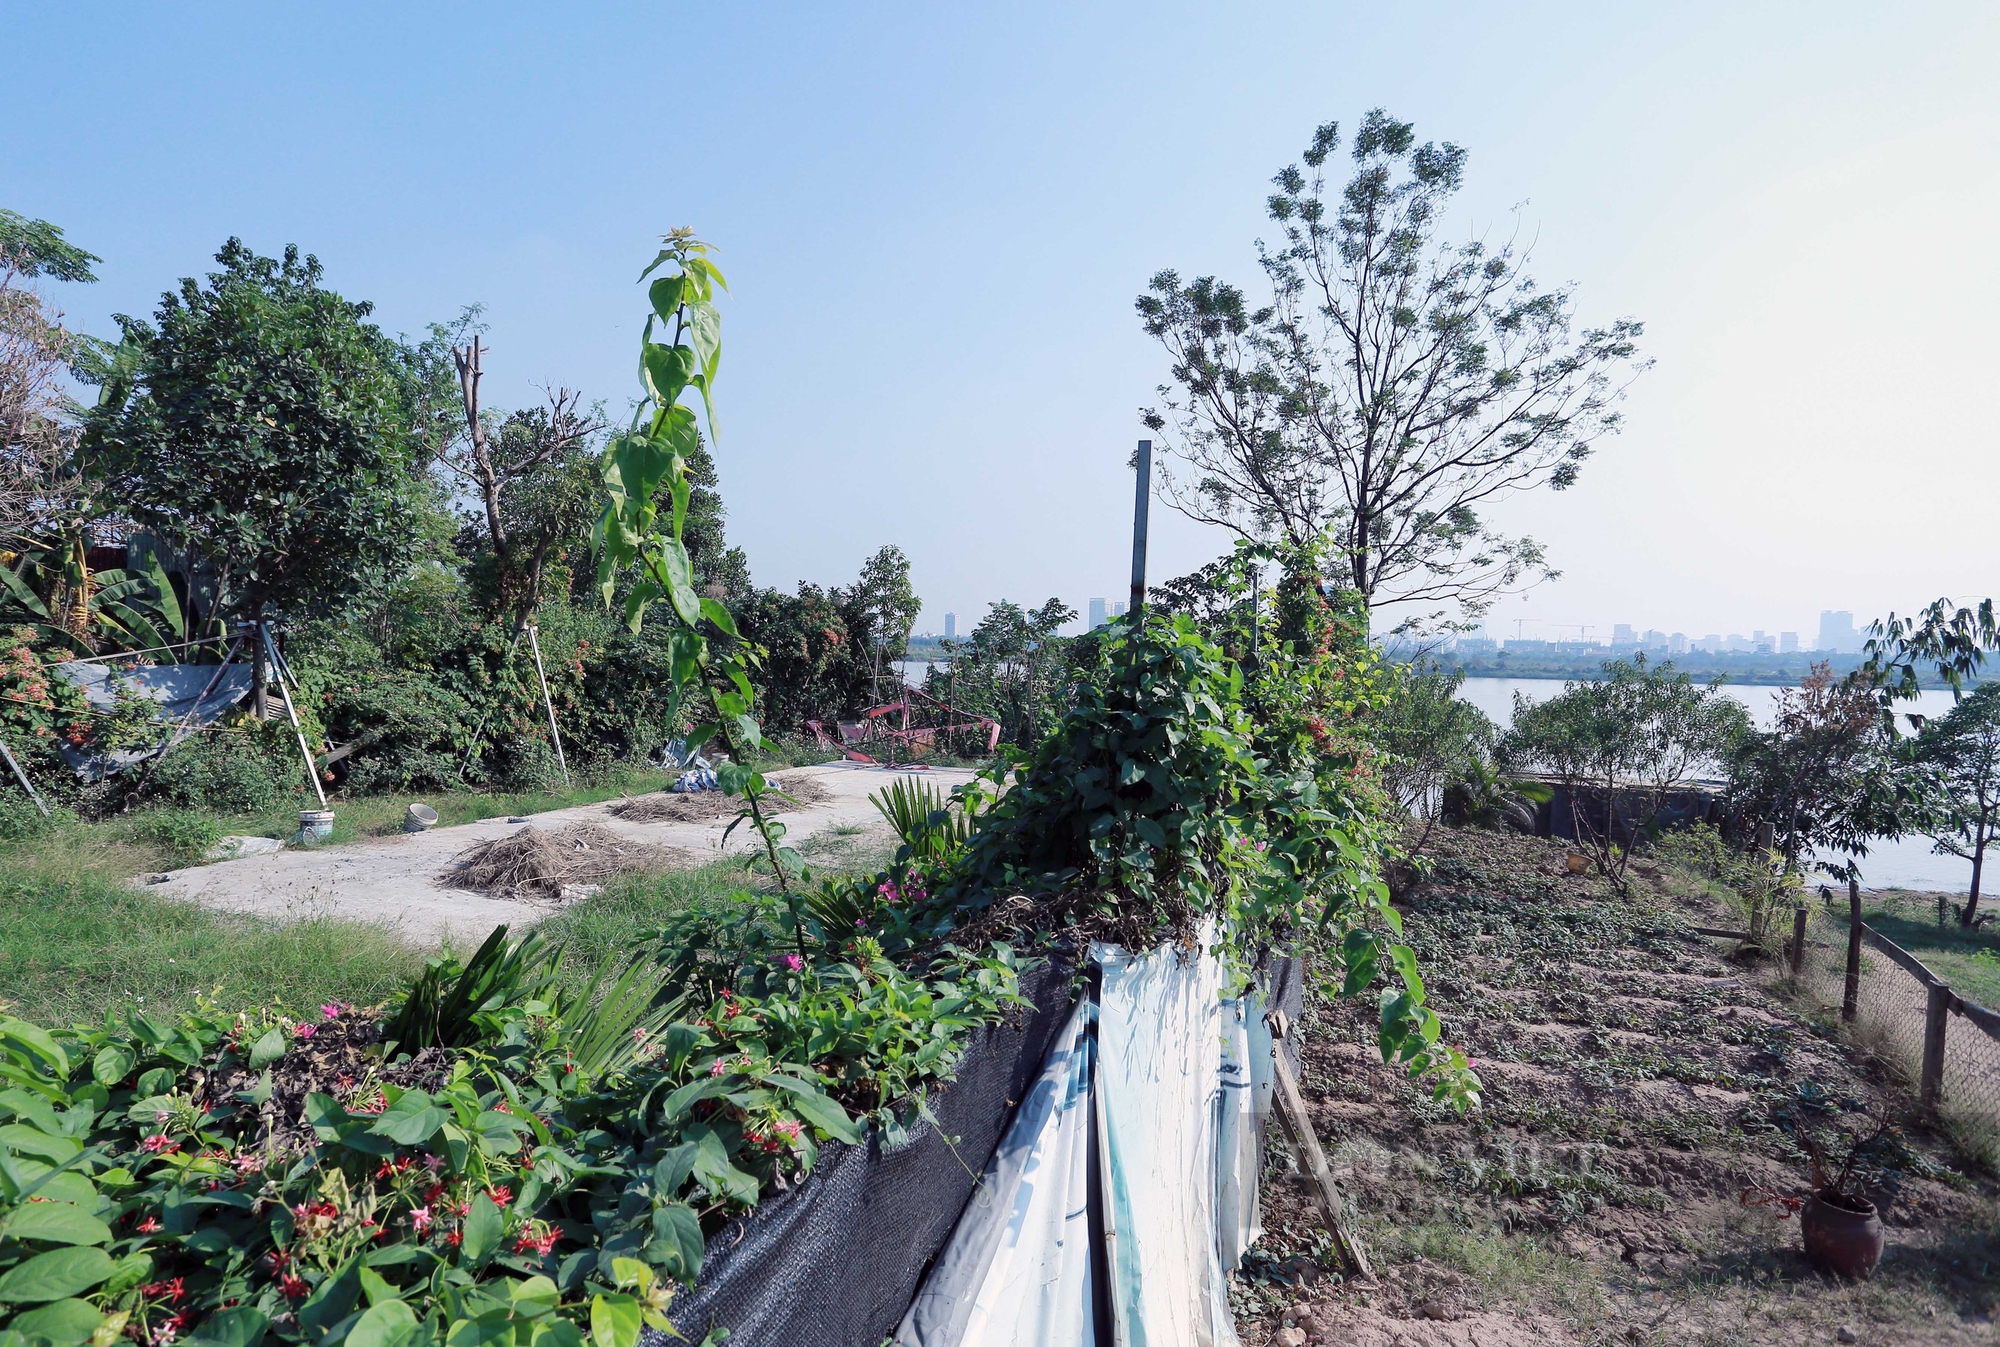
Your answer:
(607, 771), (831, 824)
(444, 822), (676, 902)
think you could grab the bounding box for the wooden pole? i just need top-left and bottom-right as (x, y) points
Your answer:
(1266, 1010), (1372, 1279)
(1128, 439), (1151, 620)
(1843, 878), (1862, 1022)
(1921, 981), (1952, 1114)
(525, 624), (572, 790)
(1790, 905), (1808, 977)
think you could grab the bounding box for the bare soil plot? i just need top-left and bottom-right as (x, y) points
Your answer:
(142, 763), (960, 946)
(1239, 828), (2000, 1347)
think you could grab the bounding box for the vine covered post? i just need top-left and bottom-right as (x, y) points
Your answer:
(593, 231), (805, 943)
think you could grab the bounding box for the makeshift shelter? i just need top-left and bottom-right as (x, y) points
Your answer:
(54, 659), (253, 779)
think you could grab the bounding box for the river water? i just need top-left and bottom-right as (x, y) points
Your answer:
(1459, 676), (1969, 894)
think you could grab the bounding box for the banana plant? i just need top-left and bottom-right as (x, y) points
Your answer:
(0, 539), (192, 658)
(593, 231), (806, 942)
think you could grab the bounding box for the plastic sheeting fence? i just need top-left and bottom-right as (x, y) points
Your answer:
(898, 931), (1274, 1347)
(653, 943), (1295, 1347)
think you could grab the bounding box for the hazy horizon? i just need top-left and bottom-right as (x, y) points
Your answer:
(6, 2), (1994, 639)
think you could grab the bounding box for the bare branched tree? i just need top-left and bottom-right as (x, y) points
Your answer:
(1138, 110), (1647, 633)
(446, 337), (605, 623)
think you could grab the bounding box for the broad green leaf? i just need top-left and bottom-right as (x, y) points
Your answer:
(641, 344), (697, 407)
(444, 1311), (514, 1347)
(345, 1298), (420, 1347)
(647, 276), (684, 323)
(0, 1124), (81, 1164)
(0, 1022), (67, 1079)
(296, 1257), (361, 1340)
(651, 1143), (697, 1197)
(183, 1307), (270, 1347)
(509, 1276), (559, 1319)
(357, 1266), (398, 1307)
(0, 1246), (114, 1304)
(590, 1293), (641, 1347)
(12, 1299), (101, 1346)
(100, 1252), (152, 1298)
(683, 301), (721, 384)
(689, 1129), (760, 1206)
(460, 1192), (503, 1266)
(761, 1075), (860, 1144)
(90, 1045), (135, 1088)
(530, 1320), (584, 1347)
(248, 1026), (286, 1070)
(659, 541), (702, 626)
(644, 1203), (703, 1284)
(369, 1090), (447, 1146)
(3, 1201), (111, 1246)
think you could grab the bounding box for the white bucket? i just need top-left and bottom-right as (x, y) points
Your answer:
(298, 809), (336, 843)
(403, 803), (439, 833)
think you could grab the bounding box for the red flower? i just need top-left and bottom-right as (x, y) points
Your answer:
(135, 1216), (162, 1234)
(512, 1227), (560, 1257)
(139, 1277), (186, 1303)
(279, 1274), (309, 1299)
(486, 1185), (512, 1206)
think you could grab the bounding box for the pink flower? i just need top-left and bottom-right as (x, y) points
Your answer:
(293, 1023), (316, 1040)
(409, 1205), (433, 1232)
(141, 1135), (178, 1154)
(320, 1002), (347, 1020)
(708, 1058), (727, 1077)
(232, 1152), (263, 1175)
(778, 954), (803, 973)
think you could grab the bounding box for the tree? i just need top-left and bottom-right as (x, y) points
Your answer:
(0, 209), (98, 546)
(1725, 664), (1911, 883)
(1137, 109), (1646, 633)
(849, 544), (922, 674)
(87, 240), (440, 705)
(1910, 683), (2000, 927)
(443, 335), (605, 623)
(1372, 661), (1497, 851)
(1500, 657), (1747, 890)
(927, 598), (1077, 748)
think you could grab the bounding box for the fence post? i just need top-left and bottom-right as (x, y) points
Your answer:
(1790, 905), (1808, 977)
(1921, 981), (1952, 1114)
(1842, 879), (1861, 1022)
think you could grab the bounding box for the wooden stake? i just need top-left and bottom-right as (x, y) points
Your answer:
(1843, 878), (1862, 1022)
(1266, 1010), (1372, 1280)
(0, 737), (49, 817)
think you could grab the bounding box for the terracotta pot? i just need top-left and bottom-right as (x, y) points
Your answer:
(1801, 1190), (1883, 1278)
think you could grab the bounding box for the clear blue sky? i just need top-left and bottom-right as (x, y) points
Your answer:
(6, 2), (1995, 639)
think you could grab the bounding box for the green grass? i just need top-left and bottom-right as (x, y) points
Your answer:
(0, 825), (425, 1024)
(1858, 889), (2000, 1007)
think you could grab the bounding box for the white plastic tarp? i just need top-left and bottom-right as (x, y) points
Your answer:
(900, 931), (1271, 1347)
(895, 998), (1098, 1347)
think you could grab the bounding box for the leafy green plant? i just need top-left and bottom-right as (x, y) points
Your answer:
(130, 807), (224, 864)
(382, 925), (563, 1053)
(871, 777), (977, 864)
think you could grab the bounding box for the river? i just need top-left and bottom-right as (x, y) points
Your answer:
(1459, 676), (1970, 895)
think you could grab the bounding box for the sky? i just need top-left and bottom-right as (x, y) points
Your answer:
(5, 2), (1996, 641)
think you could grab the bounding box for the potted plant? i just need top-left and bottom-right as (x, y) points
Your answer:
(1742, 1112), (1895, 1279)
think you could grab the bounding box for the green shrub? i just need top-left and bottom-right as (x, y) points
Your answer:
(0, 794), (69, 843)
(145, 725), (301, 816)
(130, 807), (225, 863)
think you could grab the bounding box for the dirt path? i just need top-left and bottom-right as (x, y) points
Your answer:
(143, 763), (970, 947)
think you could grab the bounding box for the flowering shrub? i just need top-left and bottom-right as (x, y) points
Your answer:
(0, 930), (1025, 1347)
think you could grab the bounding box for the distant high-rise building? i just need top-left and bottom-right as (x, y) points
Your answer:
(1727, 634), (1749, 652)
(944, 612), (956, 640)
(1613, 623), (1636, 646)
(1088, 598), (1107, 630)
(1110, 601), (1127, 619)
(1701, 634), (1721, 652)
(1642, 629), (1666, 650)
(1669, 633), (1689, 654)
(1780, 631), (1798, 653)
(1818, 610), (1858, 653)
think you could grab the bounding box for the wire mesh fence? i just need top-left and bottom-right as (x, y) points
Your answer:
(1787, 912), (2000, 1157)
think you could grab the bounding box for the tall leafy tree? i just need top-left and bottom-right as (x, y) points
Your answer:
(87, 240), (441, 694)
(1910, 683), (2000, 927)
(1138, 109), (1645, 633)
(0, 209), (98, 546)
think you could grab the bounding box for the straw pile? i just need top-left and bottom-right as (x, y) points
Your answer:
(608, 771), (832, 824)
(445, 822), (675, 902)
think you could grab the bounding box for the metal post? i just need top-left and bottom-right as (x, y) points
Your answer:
(1128, 439), (1152, 619)
(1921, 981), (1952, 1114)
(525, 624), (572, 790)
(1843, 879), (1862, 1022)
(1790, 905), (1808, 978)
